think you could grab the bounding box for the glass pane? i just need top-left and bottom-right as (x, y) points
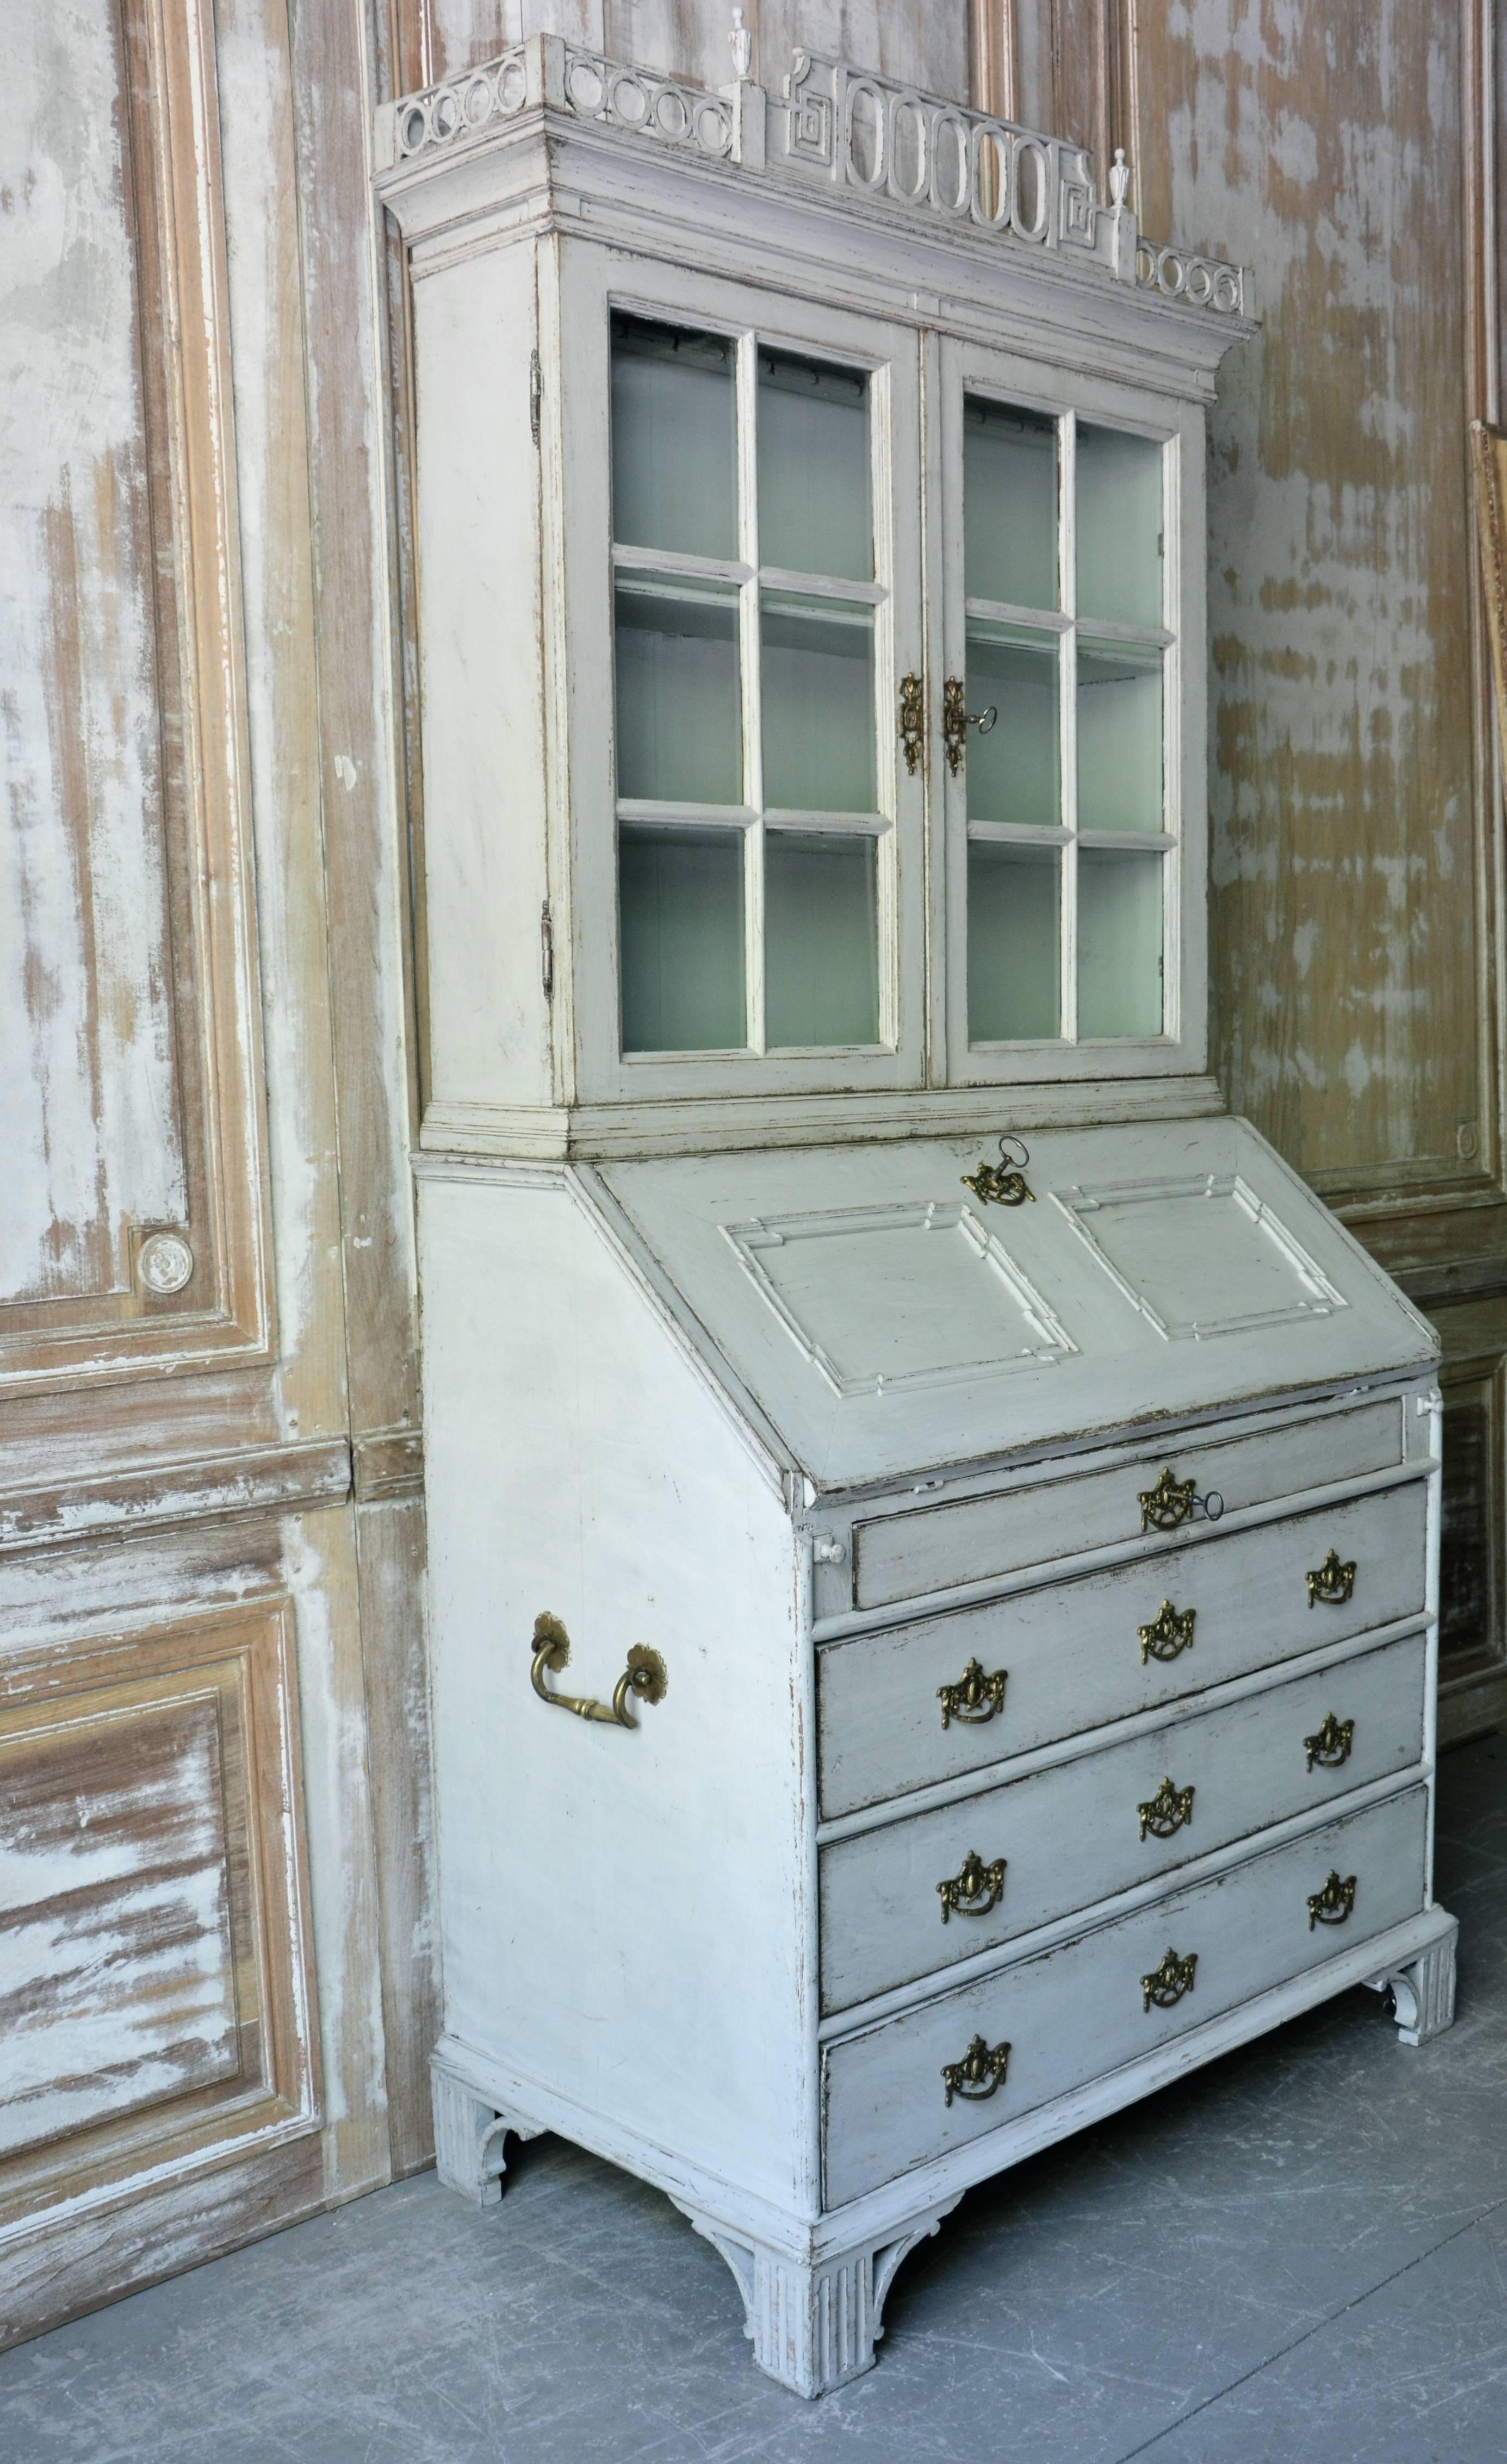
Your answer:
(757, 349), (871, 582)
(966, 628), (1059, 827)
(765, 832), (879, 1047)
(619, 825), (746, 1052)
(761, 594), (876, 812)
(1077, 645), (1163, 832)
(614, 579), (741, 805)
(1076, 423), (1163, 627)
(1077, 849), (1163, 1037)
(963, 397), (1058, 611)
(611, 315), (736, 561)
(968, 842), (1061, 1040)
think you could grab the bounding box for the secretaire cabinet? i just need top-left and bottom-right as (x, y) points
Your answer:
(376, 32), (1458, 2397)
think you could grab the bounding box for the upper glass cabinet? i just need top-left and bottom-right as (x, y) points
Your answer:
(942, 344), (1188, 1083)
(557, 258), (925, 1100)
(378, 33), (1247, 1141)
(611, 315), (885, 1059)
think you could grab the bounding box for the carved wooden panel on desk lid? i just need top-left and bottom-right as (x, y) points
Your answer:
(0, 0), (271, 1397)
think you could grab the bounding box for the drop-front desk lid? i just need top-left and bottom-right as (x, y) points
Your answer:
(594, 1116), (1437, 1494)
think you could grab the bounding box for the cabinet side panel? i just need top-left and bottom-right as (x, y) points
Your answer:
(412, 245), (551, 1115)
(420, 1173), (808, 2208)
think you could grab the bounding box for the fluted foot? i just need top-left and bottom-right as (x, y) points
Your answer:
(675, 2197), (961, 2398)
(1367, 1913), (1459, 2046)
(430, 2057), (542, 2205)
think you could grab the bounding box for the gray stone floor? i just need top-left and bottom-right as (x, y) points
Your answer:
(3, 1734), (1504, 2464)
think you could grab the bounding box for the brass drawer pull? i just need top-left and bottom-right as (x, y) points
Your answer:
(962, 1134), (1034, 1207)
(1307, 1869), (1357, 1929)
(529, 1613), (667, 1728)
(937, 1849), (1007, 1923)
(1139, 1600), (1196, 1664)
(1138, 1776), (1195, 1840)
(941, 2032), (1011, 2106)
(1307, 1548), (1356, 1608)
(898, 671), (924, 774)
(1142, 1946), (1198, 2012)
(1305, 1712), (1355, 1772)
(938, 1657), (1007, 1728)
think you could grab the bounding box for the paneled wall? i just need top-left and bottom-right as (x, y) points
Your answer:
(0, 0), (430, 2347)
(1121, 1), (1507, 1744)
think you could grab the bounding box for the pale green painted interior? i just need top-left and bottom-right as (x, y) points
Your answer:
(1078, 848), (1164, 1037)
(1076, 422), (1163, 629)
(1077, 646), (1163, 832)
(610, 315), (736, 561)
(963, 398), (1058, 611)
(618, 825), (747, 1053)
(761, 596), (876, 813)
(756, 349), (871, 582)
(613, 580), (742, 805)
(765, 832), (879, 1047)
(968, 842), (1061, 1040)
(966, 630), (1060, 828)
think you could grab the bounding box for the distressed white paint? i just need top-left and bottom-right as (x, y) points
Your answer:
(597, 1121), (1437, 1489)
(821, 1787), (1430, 2206)
(395, 30), (1455, 2397)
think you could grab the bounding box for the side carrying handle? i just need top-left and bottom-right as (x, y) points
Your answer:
(529, 1613), (667, 1729)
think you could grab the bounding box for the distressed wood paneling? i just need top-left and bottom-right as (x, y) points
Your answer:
(0, 0), (426, 2355)
(1425, 1289), (1507, 1744)
(0, 1596), (317, 2247)
(1136, 2), (1489, 1213)
(287, 0), (435, 2169)
(413, 0), (970, 96)
(0, 0), (271, 1388)
(1120, 0), (1507, 1717)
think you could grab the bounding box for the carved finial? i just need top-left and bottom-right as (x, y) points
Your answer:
(729, 6), (752, 80)
(1110, 146), (1131, 207)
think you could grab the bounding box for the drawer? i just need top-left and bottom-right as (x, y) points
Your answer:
(822, 1786), (1428, 2208)
(819, 1631), (1426, 2013)
(818, 1480), (1427, 1819)
(850, 1396), (1406, 1611)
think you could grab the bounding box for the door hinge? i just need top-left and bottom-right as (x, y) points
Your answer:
(541, 898), (554, 999)
(529, 350), (542, 447)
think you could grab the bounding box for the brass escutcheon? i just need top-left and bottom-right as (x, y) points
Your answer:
(937, 1848), (1007, 1924)
(962, 1134), (1034, 1208)
(1304, 1711), (1355, 1773)
(1139, 1466), (1198, 1533)
(937, 1657), (1007, 1729)
(1139, 1600), (1196, 1665)
(942, 674), (997, 775)
(529, 1613), (667, 1729)
(941, 2032), (1011, 2106)
(1307, 1869), (1357, 1930)
(1138, 1775), (1195, 1841)
(898, 672), (925, 775)
(1307, 1549), (1357, 1609)
(1142, 1946), (1198, 2012)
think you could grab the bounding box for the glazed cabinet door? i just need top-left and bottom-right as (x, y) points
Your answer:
(551, 244), (926, 1106)
(935, 338), (1209, 1086)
